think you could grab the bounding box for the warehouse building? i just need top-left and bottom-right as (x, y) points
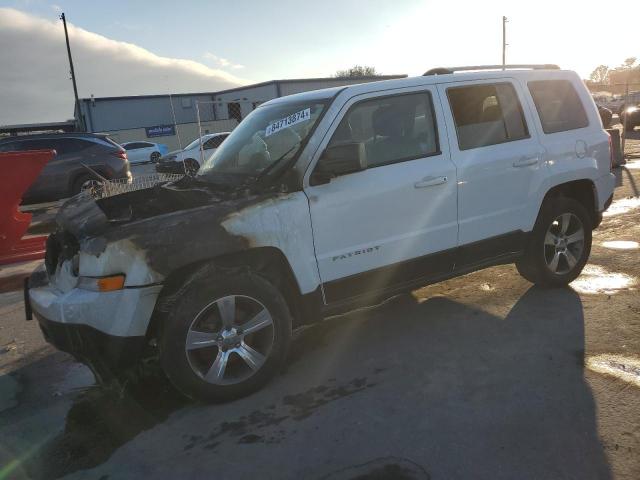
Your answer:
(75, 75), (405, 150)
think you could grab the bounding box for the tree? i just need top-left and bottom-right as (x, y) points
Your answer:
(334, 65), (379, 78)
(622, 57), (637, 69)
(589, 65), (610, 84)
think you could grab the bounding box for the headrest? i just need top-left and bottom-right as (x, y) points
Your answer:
(372, 105), (405, 138)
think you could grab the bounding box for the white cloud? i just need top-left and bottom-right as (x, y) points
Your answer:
(203, 51), (244, 70)
(0, 8), (249, 125)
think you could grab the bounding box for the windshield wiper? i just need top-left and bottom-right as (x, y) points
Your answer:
(255, 142), (300, 185)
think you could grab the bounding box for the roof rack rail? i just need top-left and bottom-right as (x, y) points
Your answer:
(423, 64), (560, 76)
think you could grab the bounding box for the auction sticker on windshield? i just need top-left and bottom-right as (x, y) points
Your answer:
(265, 108), (311, 137)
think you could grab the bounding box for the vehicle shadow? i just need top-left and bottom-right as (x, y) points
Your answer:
(335, 286), (611, 480)
(8, 369), (186, 480)
(614, 161), (640, 195)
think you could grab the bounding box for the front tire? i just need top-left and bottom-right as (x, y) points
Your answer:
(183, 158), (199, 176)
(160, 269), (292, 403)
(516, 197), (592, 287)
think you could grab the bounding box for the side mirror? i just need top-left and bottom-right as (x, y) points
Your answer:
(311, 143), (367, 185)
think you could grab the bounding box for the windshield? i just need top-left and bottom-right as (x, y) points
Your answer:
(184, 136), (210, 151)
(197, 100), (327, 179)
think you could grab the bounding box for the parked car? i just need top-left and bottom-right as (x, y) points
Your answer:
(0, 133), (131, 204)
(619, 104), (640, 131)
(597, 105), (612, 128)
(156, 132), (230, 175)
(121, 141), (168, 164)
(27, 65), (615, 403)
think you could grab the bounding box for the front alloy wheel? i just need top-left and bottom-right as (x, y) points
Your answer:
(161, 270), (292, 402)
(185, 295), (274, 385)
(183, 159), (199, 176)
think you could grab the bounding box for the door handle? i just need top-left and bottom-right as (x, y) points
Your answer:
(414, 176), (447, 188)
(513, 156), (539, 168)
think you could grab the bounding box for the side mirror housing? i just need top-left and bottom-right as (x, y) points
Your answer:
(311, 143), (367, 185)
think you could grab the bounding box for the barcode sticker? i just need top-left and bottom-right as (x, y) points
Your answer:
(265, 108), (311, 137)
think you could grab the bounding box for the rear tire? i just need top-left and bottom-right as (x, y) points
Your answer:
(72, 173), (102, 196)
(160, 269), (292, 403)
(516, 197), (592, 287)
(150, 151), (161, 162)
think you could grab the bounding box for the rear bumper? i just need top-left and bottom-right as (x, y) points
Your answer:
(594, 173), (616, 211)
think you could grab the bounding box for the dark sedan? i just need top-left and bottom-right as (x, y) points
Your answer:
(0, 133), (131, 204)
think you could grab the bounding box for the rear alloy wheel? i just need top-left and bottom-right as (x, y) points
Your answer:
(150, 151), (161, 162)
(543, 213), (585, 275)
(161, 270), (292, 402)
(183, 158), (199, 176)
(516, 197), (592, 287)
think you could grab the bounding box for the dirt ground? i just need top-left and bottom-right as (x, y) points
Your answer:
(0, 130), (639, 480)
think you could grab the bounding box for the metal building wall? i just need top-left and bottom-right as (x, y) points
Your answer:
(79, 93), (216, 132)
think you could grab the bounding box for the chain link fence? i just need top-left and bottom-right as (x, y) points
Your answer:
(84, 173), (184, 199)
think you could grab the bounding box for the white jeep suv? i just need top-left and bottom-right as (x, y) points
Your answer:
(27, 65), (615, 402)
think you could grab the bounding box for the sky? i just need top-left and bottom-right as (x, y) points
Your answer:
(1, 0), (638, 125)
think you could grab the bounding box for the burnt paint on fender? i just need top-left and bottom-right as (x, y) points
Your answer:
(55, 184), (287, 277)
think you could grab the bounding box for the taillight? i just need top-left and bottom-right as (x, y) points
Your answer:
(607, 132), (613, 171)
(111, 150), (128, 160)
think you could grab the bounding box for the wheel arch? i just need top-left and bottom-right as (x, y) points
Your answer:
(69, 168), (110, 195)
(147, 246), (315, 341)
(539, 179), (598, 228)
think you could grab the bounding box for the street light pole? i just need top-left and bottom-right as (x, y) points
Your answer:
(502, 16), (508, 69)
(60, 13), (83, 131)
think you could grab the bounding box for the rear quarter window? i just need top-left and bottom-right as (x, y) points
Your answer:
(528, 80), (589, 134)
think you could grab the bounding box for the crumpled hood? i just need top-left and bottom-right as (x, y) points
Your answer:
(54, 184), (276, 276)
(55, 183), (216, 239)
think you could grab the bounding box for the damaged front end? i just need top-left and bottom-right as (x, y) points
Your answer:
(27, 176), (270, 381)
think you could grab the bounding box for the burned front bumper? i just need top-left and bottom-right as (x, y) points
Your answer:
(26, 267), (162, 374)
(35, 312), (147, 374)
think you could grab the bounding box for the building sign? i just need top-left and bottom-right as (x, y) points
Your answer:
(145, 125), (175, 138)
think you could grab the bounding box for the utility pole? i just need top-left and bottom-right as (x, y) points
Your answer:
(60, 13), (84, 131)
(502, 16), (508, 69)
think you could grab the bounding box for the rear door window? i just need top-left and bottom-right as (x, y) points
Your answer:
(528, 80), (589, 133)
(447, 82), (529, 150)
